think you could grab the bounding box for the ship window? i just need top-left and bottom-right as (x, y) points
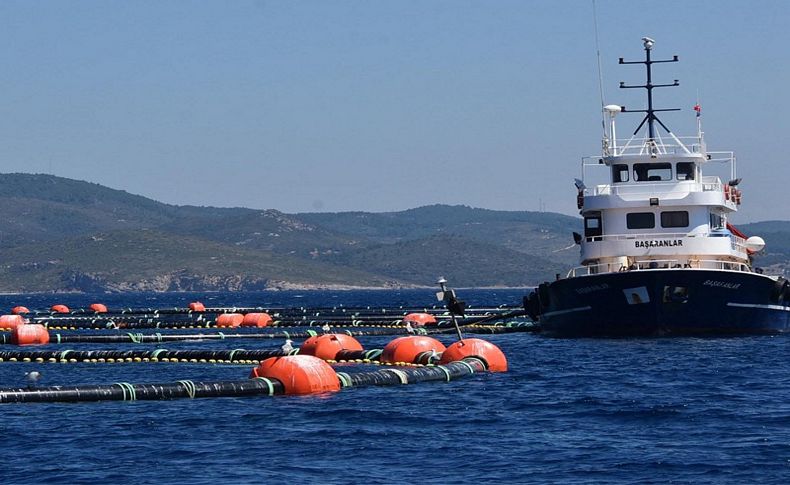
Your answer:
(584, 215), (603, 239)
(627, 212), (655, 229)
(612, 164), (629, 183)
(624, 286), (650, 305)
(633, 162), (672, 182)
(710, 212), (723, 229)
(663, 286), (689, 304)
(676, 162), (696, 181)
(661, 211), (689, 228)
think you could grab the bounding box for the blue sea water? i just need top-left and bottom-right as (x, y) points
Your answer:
(0, 290), (788, 484)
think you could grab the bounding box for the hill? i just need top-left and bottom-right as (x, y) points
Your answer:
(0, 173), (580, 291)
(3, 173), (785, 292)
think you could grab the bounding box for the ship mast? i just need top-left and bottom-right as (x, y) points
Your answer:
(619, 37), (680, 141)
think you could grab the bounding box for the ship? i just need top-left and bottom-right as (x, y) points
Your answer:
(524, 38), (790, 336)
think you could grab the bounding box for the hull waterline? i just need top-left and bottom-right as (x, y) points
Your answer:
(537, 269), (790, 337)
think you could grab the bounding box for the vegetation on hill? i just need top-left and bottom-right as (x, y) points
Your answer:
(2, 173), (787, 292)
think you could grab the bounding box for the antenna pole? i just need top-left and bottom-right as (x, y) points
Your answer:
(592, 0), (606, 142)
(619, 38), (680, 140)
(645, 44), (655, 139)
(695, 90), (703, 141)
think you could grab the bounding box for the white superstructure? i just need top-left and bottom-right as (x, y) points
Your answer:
(571, 38), (760, 277)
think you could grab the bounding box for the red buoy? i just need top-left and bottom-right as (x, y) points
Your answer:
(216, 313), (244, 327)
(380, 336), (446, 364)
(300, 334), (363, 360)
(11, 306), (29, 315)
(51, 304), (70, 314)
(249, 355), (340, 395)
(301, 335), (320, 353)
(439, 339), (508, 372)
(189, 302), (206, 312)
(0, 314), (25, 330)
(11, 324), (50, 346)
(241, 312), (272, 327)
(403, 312), (437, 326)
(90, 303), (108, 313)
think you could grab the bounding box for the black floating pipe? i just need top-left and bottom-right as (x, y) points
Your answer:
(437, 309), (530, 329)
(0, 323), (533, 347)
(0, 357), (488, 404)
(41, 327), (414, 344)
(334, 349), (383, 362)
(0, 378), (285, 403)
(0, 348), (291, 363)
(22, 304), (509, 321)
(338, 358), (487, 388)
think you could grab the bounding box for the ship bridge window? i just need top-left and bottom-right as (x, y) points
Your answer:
(633, 163), (672, 182)
(627, 212), (655, 229)
(676, 162), (696, 181)
(584, 213), (603, 240)
(612, 164), (629, 183)
(661, 211), (689, 228)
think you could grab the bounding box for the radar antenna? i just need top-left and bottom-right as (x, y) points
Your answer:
(618, 37), (680, 140)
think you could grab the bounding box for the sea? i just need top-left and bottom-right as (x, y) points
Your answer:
(0, 289), (788, 484)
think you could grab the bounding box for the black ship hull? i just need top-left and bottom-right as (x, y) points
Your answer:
(532, 269), (790, 337)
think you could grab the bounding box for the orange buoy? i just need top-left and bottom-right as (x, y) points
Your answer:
(90, 303), (108, 313)
(380, 336), (446, 364)
(439, 338), (508, 372)
(216, 313), (244, 327)
(249, 355), (340, 395)
(403, 312), (437, 326)
(11, 324), (50, 346)
(300, 335), (320, 353)
(51, 304), (70, 314)
(189, 301), (206, 312)
(241, 312), (272, 327)
(0, 314), (26, 330)
(11, 306), (30, 315)
(299, 334), (363, 361)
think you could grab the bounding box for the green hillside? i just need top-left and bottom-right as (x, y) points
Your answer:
(326, 234), (567, 287)
(0, 229), (397, 292)
(3, 173), (785, 292)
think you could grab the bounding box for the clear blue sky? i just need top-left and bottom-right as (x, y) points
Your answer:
(0, 0), (787, 221)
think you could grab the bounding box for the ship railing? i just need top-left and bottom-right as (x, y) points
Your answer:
(567, 259), (752, 278)
(699, 176), (723, 192)
(609, 135), (705, 157)
(582, 146), (736, 189)
(590, 179), (726, 197)
(583, 231), (747, 251)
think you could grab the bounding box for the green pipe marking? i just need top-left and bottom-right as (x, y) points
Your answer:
(253, 377), (276, 396)
(336, 372), (353, 388)
(436, 365), (452, 382)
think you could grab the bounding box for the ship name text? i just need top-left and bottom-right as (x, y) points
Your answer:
(575, 283), (610, 295)
(635, 239), (683, 248)
(703, 280), (741, 290)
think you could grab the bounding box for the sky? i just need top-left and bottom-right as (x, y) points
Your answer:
(0, 0), (788, 222)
